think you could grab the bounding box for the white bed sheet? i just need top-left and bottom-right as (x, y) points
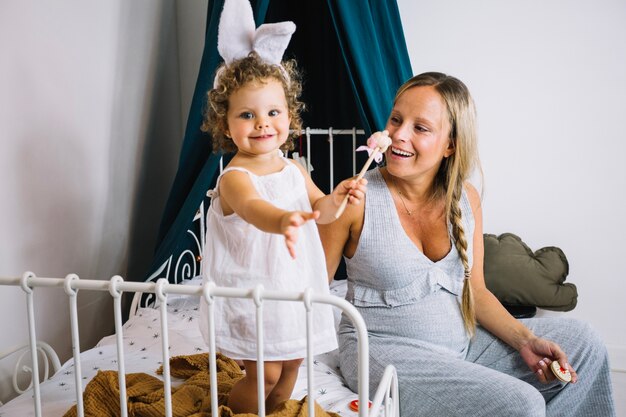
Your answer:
(0, 280), (359, 416)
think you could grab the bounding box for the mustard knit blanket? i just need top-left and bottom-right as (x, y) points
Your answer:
(63, 353), (339, 417)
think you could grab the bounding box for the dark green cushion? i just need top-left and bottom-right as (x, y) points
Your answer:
(483, 233), (577, 311)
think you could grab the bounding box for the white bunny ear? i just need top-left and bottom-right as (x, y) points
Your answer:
(217, 0), (255, 64)
(214, 0), (296, 88)
(253, 21), (296, 65)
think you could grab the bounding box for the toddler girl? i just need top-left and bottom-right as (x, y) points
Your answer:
(197, 2), (366, 413)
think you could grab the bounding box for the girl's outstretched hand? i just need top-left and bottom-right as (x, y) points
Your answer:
(333, 177), (368, 208)
(518, 336), (578, 384)
(281, 210), (320, 259)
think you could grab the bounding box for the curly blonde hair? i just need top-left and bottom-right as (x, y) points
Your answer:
(394, 72), (483, 337)
(201, 52), (305, 154)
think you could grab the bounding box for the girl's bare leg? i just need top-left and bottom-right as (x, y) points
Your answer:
(266, 358), (303, 413)
(227, 360), (282, 414)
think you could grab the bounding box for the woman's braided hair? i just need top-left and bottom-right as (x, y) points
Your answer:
(394, 72), (482, 336)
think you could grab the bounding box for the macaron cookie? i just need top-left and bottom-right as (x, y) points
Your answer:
(349, 399), (372, 412)
(550, 360), (572, 383)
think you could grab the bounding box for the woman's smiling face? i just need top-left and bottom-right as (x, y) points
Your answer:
(384, 85), (454, 180)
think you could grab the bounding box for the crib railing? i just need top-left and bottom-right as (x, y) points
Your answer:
(294, 128), (366, 190)
(0, 272), (398, 417)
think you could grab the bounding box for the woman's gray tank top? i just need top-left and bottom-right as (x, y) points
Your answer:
(341, 168), (475, 357)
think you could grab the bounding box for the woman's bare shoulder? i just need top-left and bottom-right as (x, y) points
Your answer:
(463, 181), (482, 212)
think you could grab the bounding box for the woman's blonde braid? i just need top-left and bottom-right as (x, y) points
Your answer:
(449, 184), (476, 337)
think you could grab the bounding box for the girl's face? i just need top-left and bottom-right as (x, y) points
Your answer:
(384, 85), (454, 181)
(226, 78), (291, 158)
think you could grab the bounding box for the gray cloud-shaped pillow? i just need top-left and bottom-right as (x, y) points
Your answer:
(483, 233), (577, 311)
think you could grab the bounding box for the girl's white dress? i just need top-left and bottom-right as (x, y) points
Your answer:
(198, 157), (338, 360)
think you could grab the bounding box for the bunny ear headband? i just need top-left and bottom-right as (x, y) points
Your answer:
(214, 0), (296, 88)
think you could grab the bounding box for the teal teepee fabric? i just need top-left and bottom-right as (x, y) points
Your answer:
(326, 0), (412, 134)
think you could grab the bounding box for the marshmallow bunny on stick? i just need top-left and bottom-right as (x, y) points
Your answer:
(334, 130), (392, 219)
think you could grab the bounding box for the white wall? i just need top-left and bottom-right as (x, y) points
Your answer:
(175, 0), (209, 129)
(0, 0), (182, 403)
(397, 0), (626, 368)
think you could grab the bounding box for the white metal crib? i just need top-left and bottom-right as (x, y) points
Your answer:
(0, 273), (398, 417)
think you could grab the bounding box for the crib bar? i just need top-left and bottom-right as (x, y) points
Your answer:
(352, 127), (357, 176)
(320, 297), (370, 417)
(199, 201), (206, 275)
(203, 282), (219, 417)
(22, 273), (396, 308)
(64, 274), (84, 417)
(371, 365), (399, 417)
(109, 276), (128, 417)
(0, 276), (20, 286)
(253, 285), (266, 416)
(18, 276), (159, 293)
(22, 272), (42, 417)
(329, 127), (334, 191)
(156, 279), (173, 417)
(306, 127), (311, 175)
(9, 274), (351, 302)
